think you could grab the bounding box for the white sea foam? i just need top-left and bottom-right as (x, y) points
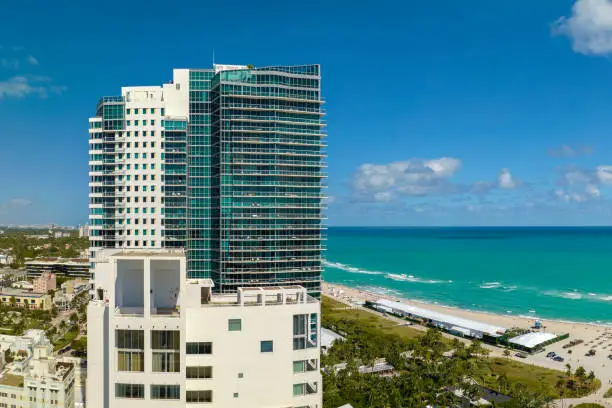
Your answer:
(385, 273), (447, 284)
(542, 289), (612, 302)
(323, 261), (384, 275)
(479, 281), (502, 289)
(324, 260), (449, 284)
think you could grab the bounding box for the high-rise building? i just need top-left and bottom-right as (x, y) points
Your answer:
(87, 249), (321, 408)
(89, 64), (325, 296)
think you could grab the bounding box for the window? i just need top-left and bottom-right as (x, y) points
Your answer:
(186, 342), (212, 354)
(152, 351), (180, 372)
(118, 351), (144, 372)
(228, 319), (241, 331)
(116, 330), (144, 349)
(151, 385), (179, 400)
(260, 340), (273, 353)
(186, 366), (212, 379)
(150, 119), (155, 126)
(115, 383), (144, 399)
(134, 108), (139, 114)
(161, 108), (165, 116)
(150, 108), (155, 114)
(293, 359), (317, 373)
(233, 393), (239, 398)
(293, 314), (317, 350)
(293, 382), (318, 396)
(186, 390), (212, 403)
(126, 109), (131, 115)
(293, 360), (306, 373)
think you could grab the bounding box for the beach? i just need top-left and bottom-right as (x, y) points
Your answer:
(323, 281), (612, 406)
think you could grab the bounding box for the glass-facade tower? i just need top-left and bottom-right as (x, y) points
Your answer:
(89, 64), (326, 296)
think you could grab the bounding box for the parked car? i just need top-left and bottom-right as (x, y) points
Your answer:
(586, 349), (596, 357)
(553, 356), (564, 362)
(546, 351), (556, 358)
(515, 352), (527, 359)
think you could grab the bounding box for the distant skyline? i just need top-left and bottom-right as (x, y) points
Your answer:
(2, 0), (612, 226)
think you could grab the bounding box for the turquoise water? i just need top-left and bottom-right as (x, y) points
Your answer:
(323, 227), (612, 325)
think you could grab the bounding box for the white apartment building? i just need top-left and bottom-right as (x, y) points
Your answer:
(0, 330), (75, 408)
(87, 249), (321, 408)
(88, 71), (190, 255)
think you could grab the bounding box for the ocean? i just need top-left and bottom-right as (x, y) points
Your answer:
(323, 227), (612, 325)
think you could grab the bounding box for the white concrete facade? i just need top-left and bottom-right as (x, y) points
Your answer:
(87, 249), (321, 408)
(0, 330), (75, 408)
(88, 69), (190, 258)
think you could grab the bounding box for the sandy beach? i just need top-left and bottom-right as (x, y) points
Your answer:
(323, 281), (612, 406)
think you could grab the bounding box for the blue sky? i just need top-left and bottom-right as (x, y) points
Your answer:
(2, 0), (612, 226)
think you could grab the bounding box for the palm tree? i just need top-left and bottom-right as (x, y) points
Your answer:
(503, 348), (512, 359)
(565, 363), (571, 377)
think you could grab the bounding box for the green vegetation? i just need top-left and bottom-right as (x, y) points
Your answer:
(53, 325), (78, 351)
(321, 296), (598, 408)
(71, 336), (87, 356)
(572, 404), (605, 408)
(0, 231), (87, 268)
(0, 305), (53, 335)
(604, 387), (612, 398)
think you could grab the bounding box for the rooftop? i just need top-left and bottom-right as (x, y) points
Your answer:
(509, 332), (558, 348)
(376, 299), (506, 336)
(112, 250), (184, 258)
(0, 288), (46, 298)
(0, 373), (23, 387)
(321, 327), (345, 348)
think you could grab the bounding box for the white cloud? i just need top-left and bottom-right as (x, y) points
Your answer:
(498, 168), (519, 189)
(595, 165), (612, 184)
(554, 0), (612, 55)
(352, 157), (462, 200)
(586, 183), (601, 197)
(9, 198), (32, 207)
(27, 55), (39, 66)
(373, 192), (395, 202)
(0, 76), (66, 99)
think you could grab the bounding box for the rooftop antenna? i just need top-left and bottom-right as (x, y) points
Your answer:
(212, 47), (215, 66)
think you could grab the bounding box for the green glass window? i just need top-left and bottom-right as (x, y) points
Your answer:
(151, 384), (179, 400)
(116, 383), (144, 399)
(293, 360), (306, 373)
(134, 108), (139, 114)
(228, 319), (241, 331)
(150, 108), (155, 114)
(260, 340), (273, 353)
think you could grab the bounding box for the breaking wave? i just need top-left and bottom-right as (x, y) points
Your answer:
(324, 260), (450, 284)
(323, 261), (384, 275)
(542, 290), (612, 302)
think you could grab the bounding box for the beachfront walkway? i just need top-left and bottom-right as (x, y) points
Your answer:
(324, 283), (612, 407)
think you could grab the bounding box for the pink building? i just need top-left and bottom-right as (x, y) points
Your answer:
(33, 272), (56, 293)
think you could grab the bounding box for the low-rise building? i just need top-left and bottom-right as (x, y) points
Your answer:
(0, 288), (51, 310)
(0, 254), (12, 266)
(11, 281), (33, 290)
(33, 272), (56, 293)
(25, 259), (89, 279)
(88, 249), (322, 408)
(0, 330), (75, 407)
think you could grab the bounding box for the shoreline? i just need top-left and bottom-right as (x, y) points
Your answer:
(323, 280), (612, 407)
(325, 279), (612, 328)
